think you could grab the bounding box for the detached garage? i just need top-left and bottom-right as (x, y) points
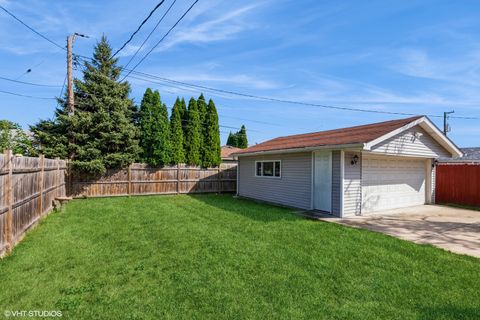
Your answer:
(234, 116), (462, 217)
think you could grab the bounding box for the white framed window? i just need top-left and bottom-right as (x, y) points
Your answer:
(255, 160), (281, 178)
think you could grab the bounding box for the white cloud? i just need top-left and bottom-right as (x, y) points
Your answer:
(155, 3), (263, 50)
(392, 48), (480, 87)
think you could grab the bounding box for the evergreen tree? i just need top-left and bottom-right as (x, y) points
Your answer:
(202, 99), (221, 167)
(197, 93), (208, 164)
(180, 98), (188, 155)
(185, 97), (201, 165)
(237, 125), (248, 148)
(226, 132), (238, 147)
(31, 36), (140, 173)
(30, 118), (67, 158)
(169, 98), (185, 164)
(139, 89), (171, 166)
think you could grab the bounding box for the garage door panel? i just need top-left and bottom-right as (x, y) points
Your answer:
(362, 155), (426, 213)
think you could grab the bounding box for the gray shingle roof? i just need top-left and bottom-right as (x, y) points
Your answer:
(439, 147), (480, 162)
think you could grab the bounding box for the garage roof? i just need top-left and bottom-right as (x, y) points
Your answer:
(234, 116), (462, 157)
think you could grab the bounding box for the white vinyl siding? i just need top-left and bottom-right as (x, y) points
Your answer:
(343, 151), (362, 216)
(238, 153), (312, 209)
(370, 125), (450, 158)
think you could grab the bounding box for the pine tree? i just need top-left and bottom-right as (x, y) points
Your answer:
(31, 36), (140, 173)
(202, 99), (221, 167)
(138, 89), (171, 166)
(30, 118), (67, 158)
(170, 98), (185, 164)
(237, 125), (248, 148)
(226, 132), (238, 147)
(197, 93), (208, 164)
(185, 97), (201, 165)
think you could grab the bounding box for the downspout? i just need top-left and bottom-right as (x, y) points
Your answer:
(236, 157), (239, 196)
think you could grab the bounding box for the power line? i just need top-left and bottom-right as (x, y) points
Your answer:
(0, 5), (65, 51)
(121, 0), (201, 81)
(123, 69), (480, 120)
(123, 0), (178, 70)
(112, 0), (167, 58)
(0, 89), (56, 100)
(77, 54), (480, 120)
(0, 75), (62, 88)
(3, 4), (477, 121)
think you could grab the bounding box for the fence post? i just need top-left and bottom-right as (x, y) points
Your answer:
(55, 157), (60, 198)
(37, 155), (45, 217)
(176, 164), (180, 194)
(127, 164), (132, 196)
(4, 150), (13, 252)
(217, 166), (221, 194)
(66, 159), (72, 197)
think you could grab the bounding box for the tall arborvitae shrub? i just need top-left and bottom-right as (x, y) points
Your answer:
(197, 93), (208, 164)
(202, 99), (221, 167)
(226, 132), (238, 148)
(170, 98), (185, 164)
(237, 125), (248, 149)
(185, 98), (201, 166)
(180, 98), (188, 156)
(139, 89), (171, 166)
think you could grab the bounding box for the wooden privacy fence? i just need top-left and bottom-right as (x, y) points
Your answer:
(69, 163), (237, 198)
(0, 151), (67, 255)
(435, 163), (480, 207)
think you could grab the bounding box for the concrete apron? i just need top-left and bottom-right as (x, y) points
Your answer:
(314, 205), (480, 258)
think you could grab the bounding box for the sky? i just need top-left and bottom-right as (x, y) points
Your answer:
(1, 0), (479, 147)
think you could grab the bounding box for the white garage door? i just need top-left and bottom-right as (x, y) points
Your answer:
(362, 155), (426, 213)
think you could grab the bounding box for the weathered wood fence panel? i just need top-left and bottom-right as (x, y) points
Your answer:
(0, 151), (67, 256)
(436, 163), (480, 207)
(70, 163), (237, 198)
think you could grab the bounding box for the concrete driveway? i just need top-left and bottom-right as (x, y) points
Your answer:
(321, 205), (480, 258)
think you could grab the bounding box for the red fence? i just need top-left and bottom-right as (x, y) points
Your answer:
(435, 163), (480, 207)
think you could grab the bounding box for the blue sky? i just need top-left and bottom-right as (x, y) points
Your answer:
(1, 0), (479, 147)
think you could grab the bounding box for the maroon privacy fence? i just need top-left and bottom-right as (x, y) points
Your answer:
(435, 163), (480, 207)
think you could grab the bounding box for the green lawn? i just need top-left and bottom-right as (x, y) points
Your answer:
(1, 195), (479, 319)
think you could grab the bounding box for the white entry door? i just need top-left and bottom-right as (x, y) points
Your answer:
(314, 151), (332, 212)
(362, 155), (426, 213)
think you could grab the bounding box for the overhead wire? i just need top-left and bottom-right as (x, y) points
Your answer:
(122, 0), (178, 70)
(3, 4), (477, 122)
(120, 0), (201, 81)
(111, 0), (167, 57)
(0, 89), (56, 100)
(0, 5), (65, 51)
(0, 75), (62, 88)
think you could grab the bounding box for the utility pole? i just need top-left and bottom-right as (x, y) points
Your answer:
(443, 110), (455, 136)
(67, 34), (75, 116)
(66, 33), (89, 116)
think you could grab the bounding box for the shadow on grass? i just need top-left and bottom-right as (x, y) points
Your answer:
(188, 194), (301, 223)
(420, 306), (480, 320)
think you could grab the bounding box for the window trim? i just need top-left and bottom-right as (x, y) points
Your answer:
(255, 160), (282, 178)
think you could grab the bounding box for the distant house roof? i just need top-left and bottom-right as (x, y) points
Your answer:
(439, 147), (480, 163)
(233, 116), (462, 157)
(221, 146), (242, 160)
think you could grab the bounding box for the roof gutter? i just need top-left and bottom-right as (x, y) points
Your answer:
(233, 143), (364, 158)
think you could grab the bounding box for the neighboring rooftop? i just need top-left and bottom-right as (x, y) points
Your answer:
(234, 116), (423, 155)
(440, 147), (480, 162)
(221, 146), (242, 160)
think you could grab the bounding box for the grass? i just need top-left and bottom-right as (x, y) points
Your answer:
(0, 195), (479, 319)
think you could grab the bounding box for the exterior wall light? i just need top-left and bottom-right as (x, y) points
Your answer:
(351, 154), (359, 165)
